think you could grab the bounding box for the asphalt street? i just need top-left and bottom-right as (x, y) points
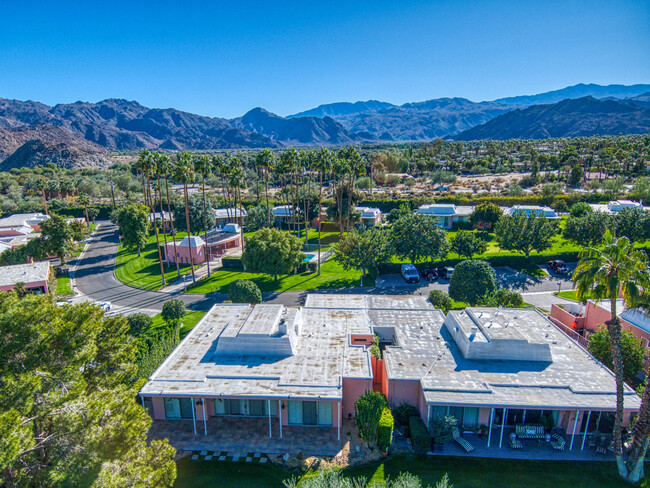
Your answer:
(73, 222), (576, 313)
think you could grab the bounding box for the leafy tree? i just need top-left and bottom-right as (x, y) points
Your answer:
(172, 195), (216, 236)
(387, 203), (412, 223)
(87, 206), (100, 222)
(127, 312), (153, 337)
(242, 228), (304, 281)
(161, 299), (186, 333)
(0, 293), (176, 487)
(335, 227), (393, 283)
(114, 203), (150, 257)
(588, 327), (645, 387)
(39, 212), (73, 265)
(614, 208), (650, 243)
(573, 230), (649, 480)
(563, 211), (612, 247)
(429, 290), (452, 314)
(0, 238), (47, 266)
(228, 279), (262, 304)
(448, 259), (497, 306)
(494, 212), (557, 259)
(68, 219), (87, 241)
(391, 213), (449, 264)
(481, 288), (524, 307)
(469, 202), (503, 229)
(242, 204), (270, 233)
(354, 391), (388, 448)
(569, 202), (593, 218)
(450, 230), (487, 259)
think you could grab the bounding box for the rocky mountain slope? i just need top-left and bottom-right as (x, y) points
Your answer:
(289, 100), (396, 118)
(493, 83), (650, 107)
(453, 97), (650, 140)
(230, 107), (372, 144)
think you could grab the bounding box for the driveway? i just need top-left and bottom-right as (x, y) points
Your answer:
(73, 222), (219, 313)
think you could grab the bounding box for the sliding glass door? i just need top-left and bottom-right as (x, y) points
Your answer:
(164, 397), (194, 420)
(288, 401), (333, 426)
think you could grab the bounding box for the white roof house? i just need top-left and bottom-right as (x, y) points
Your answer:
(416, 204), (474, 217)
(506, 205), (559, 219)
(273, 205), (294, 217)
(213, 207), (247, 219)
(0, 213), (49, 233)
(178, 235), (205, 248)
(0, 261), (50, 289)
(355, 206), (381, 220)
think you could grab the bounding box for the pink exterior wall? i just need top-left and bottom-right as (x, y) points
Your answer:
(342, 378), (372, 419)
(152, 397), (165, 420)
(164, 243), (207, 265)
(388, 379), (422, 411)
(0, 279), (49, 294)
(550, 304), (585, 329)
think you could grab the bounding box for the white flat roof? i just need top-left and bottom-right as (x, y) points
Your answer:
(0, 261), (50, 287)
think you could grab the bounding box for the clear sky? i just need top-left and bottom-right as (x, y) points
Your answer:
(1, 0), (648, 118)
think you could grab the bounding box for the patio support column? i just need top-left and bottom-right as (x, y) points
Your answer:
(140, 396), (145, 409)
(427, 406), (431, 426)
(522, 409), (526, 424)
(202, 398), (207, 436)
(487, 408), (494, 447)
(191, 399), (197, 436)
(498, 408), (507, 448)
(268, 400), (272, 439)
(337, 402), (341, 441)
(581, 411), (592, 450)
(570, 410), (580, 450)
(278, 400), (283, 439)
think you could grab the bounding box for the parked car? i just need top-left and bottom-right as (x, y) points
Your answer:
(445, 267), (455, 279)
(548, 260), (570, 275)
(401, 264), (420, 283)
(422, 268), (438, 281)
(93, 301), (112, 312)
(437, 267), (454, 279)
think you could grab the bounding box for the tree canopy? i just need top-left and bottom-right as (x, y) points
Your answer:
(0, 293), (176, 487)
(448, 259), (497, 306)
(114, 203), (150, 256)
(469, 202), (503, 229)
(588, 326), (645, 387)
(40, 212), (73, 265)
(173, 196), (216, 235)
(494, 212), (557, 259)
(228, 279), (262, 304)
(242, 228), (304, 281)
(391, 213), (449, 264)
(563, 211), (612, 247)
(335, 227), (393, 279)
(450, 230), (487, 259)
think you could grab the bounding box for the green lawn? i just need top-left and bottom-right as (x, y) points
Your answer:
(115, 233), (190, 290)
(556, 290), (585, 301)
(56, 275), (73, 295)
(151, 310), (207, 338)
(187, 259), (374, 294)
(174, 454), (627, 488)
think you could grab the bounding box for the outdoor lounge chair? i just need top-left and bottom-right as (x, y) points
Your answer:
(551, 433), (565, 450)
(509, 433), (523, 449)
(452, 427), (474, 452)
(515, 424), (545, 439)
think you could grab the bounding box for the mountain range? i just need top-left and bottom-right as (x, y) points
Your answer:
(0, 83), (649, 168)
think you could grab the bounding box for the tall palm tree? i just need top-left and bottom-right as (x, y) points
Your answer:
(194, 154), (213, 277)
(36, 178), (48, 216)
(77, 194), (90, 226)
(573, 230), (648, 475)
(228, 158), (246, 252)
(135, 149), (152, 208)
(142, 153), (166, 287)
(173, 152), (196, 284)
(255, 148), (275, 228)
(314, 148), (333, 275)
(159, 153), (180, 278)
(151, 152), (170, 268)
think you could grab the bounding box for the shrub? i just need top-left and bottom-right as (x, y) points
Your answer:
(448, 259), (497, 306)
(228, 279), (262, 304)
(221, 257), (244, 270)
(429, 290), (452, 314)
(393, 403), (418, 428)
(569, 202), (593, 218)
(430, 415), (457, 445)
(354, 391), (388, 448)
(377, 408), (394, 453)
(408, 416), (430, 455)
(486, 288), (524, 308)
(127, 312), (153, 337)
(161, 299), (186, 330)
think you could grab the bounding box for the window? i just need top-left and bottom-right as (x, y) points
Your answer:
(214, 398), (278, 417)
(288, 401), (332, 426)
(164, 397), (193, 420)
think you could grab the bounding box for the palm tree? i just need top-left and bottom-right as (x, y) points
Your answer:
(77, 194), (90, 226)
(135, 149), (152, 208)
(573, 229), (648, 477)
(227, 158), (246, 252)
(36, 178), (48, 216)
(314, 148), (333, 275)
(173, 152), (197, 284)
(194, 154), (213, 277)
(152, 152), (170, 268)
(142, 152), (166, 287)
(256, 148), (275, 228)
(159, 153), (180, 278)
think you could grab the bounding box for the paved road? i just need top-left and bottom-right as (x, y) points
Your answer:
(73, 222), (219, 312)
(74, 222), (575, 313)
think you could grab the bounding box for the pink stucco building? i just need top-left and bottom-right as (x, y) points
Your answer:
(140, 295), (639, 452)
(0, 261), (51, 294)
(163, 228), (241, 265)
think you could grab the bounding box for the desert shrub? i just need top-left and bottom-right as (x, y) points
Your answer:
(429, 290), (452, 314)
(354, 391), (388, 448)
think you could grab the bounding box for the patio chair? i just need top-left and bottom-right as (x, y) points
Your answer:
(550, 433), (565, 451)
(508, 433), (523, 449)
(452, 427), (474, 452)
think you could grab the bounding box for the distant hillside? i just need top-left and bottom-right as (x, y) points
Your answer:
(0, 124), (111, 170)
(453, 97), (650, 141)
(231, 107), (372, 144)
(494, 83), (650, 107)
(289, 100), (396, 118)
(625, 92), (650, 109)
(0, 98), (278, 152)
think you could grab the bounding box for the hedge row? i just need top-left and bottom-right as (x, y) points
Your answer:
(377, 407), (395, 453)
(222, 257), (244, 270)
(409, 416), (430, 455)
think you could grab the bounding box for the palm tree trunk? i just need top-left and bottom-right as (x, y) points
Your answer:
(42, 189), (48, 216)
(303, 170), (309, 246)
(157, 174), (169, 267)
(184, 183), (195, 284)
(201, 172), (210, 277)
(148, 168), (166, 286)
(607, 297), (626, 469)
(165, 176), (180, 277)
(317, 170), (323, 276)
(265, 168), (270, 228)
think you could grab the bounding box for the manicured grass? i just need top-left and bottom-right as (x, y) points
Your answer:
(150, 310), (207, 338)
(115, 233), (190, 290)
(174, 454), (626, 488)
(55, 275), (73, 295)
(556, 290), (586, 301)
(187, 259), (373, 294)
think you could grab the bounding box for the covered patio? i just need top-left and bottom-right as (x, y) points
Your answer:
(147, 416), (359, 457)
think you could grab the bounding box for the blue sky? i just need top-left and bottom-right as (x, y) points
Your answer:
(1, 0), (648, 118)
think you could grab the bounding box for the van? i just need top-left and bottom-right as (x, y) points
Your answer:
(401, 263), (420, 283)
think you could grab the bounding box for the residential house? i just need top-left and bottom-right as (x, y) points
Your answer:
(164, 225), (242, 265)
(0, 212), (49, 237)
(0, 261), (51, 294)
(505, 205), (559, 219)
(273, 205), (294, 225)
(213, 207), (247, 227)
(355, 207), (382, 227)
(416, 204), (474, 229)
(140, 294), (637, 452)
(589, 200), (649, 215)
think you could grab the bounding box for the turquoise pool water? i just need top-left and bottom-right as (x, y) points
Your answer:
(303, 253), (315, 262)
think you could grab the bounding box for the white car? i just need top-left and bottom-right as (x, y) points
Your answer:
(93, 301), (112, 312)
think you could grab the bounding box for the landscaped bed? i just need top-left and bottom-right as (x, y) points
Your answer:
(174, 453), (627, 488)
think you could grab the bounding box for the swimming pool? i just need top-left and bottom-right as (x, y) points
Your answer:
(303, 253), (316, 262)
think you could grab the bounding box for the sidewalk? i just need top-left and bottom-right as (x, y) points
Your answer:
(160, 259), (222, 294)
